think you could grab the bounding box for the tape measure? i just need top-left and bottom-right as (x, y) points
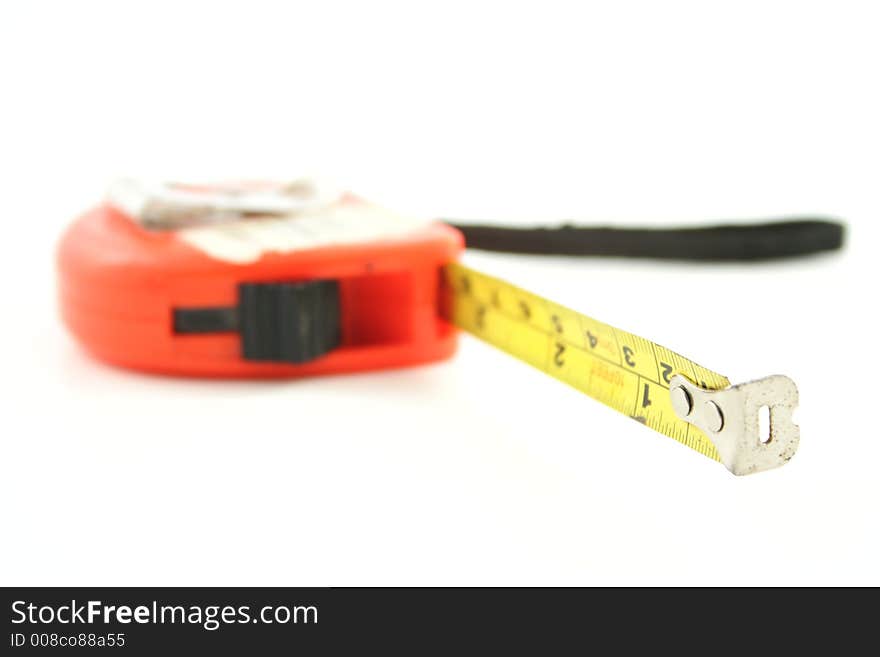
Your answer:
(58, 179), (818, 476)
(441, 262), (799, 475)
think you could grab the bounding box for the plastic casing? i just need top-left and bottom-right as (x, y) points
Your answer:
(58, 203), (464, 377)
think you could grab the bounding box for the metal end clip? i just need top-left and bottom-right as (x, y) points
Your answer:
(669, 374), (799, 476)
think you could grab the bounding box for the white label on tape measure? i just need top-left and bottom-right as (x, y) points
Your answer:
(177, 201), (429, 264)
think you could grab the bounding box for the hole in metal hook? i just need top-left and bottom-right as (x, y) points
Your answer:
(759, 405), (771, 444)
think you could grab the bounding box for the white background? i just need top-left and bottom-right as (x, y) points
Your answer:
(1, 1), (877, 585)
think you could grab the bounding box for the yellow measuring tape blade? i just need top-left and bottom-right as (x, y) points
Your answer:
(442, 262), (731, 461)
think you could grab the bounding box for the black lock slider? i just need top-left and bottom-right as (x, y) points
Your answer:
(173, 280), (341, 364)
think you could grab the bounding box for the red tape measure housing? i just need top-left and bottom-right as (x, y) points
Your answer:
(58, 203), (463, 377)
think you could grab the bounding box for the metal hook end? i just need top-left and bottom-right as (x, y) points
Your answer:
(669, 374), (799, 476)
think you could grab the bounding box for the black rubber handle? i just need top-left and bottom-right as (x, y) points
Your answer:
(446, 219), (845, 261)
